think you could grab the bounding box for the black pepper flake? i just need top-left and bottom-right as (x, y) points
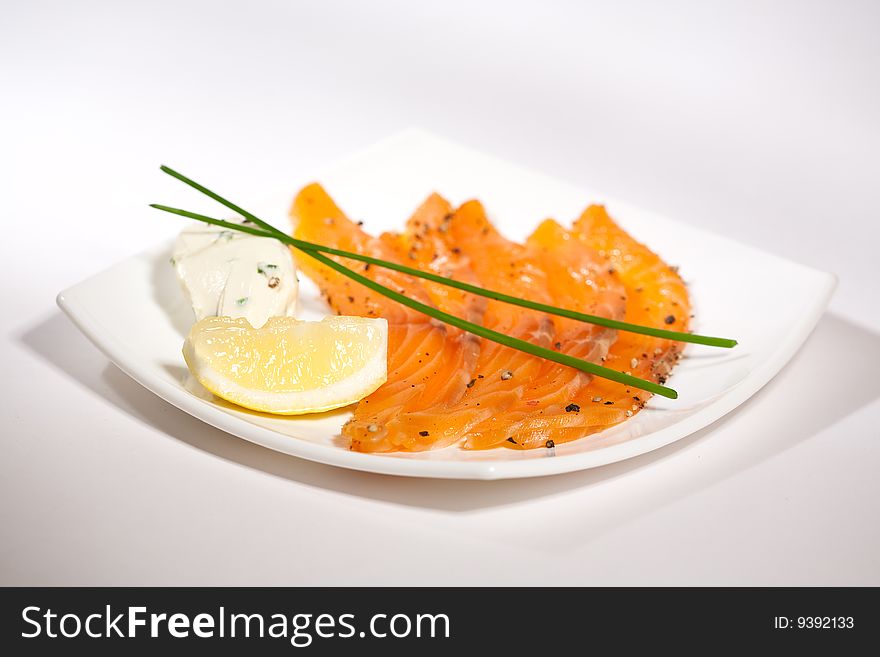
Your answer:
(506, 437), (517, 444)
(546, 439), (555, 449)
(604, 401), (614, 405)
(347, 296), (354, 303)
(477, 374), (484, 379)
(364, 263), (371, 271)
(466, 378), (477, 388)
(419, 431), (429, 437)
(452, 247), (461, 254)
(565, 403), (580, 413)
(356, 220), (364, 226)
(554, 342), (562, 349)
(664, 315), (676, 325)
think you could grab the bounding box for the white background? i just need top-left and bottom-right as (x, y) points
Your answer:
(2, 0), (878, 584)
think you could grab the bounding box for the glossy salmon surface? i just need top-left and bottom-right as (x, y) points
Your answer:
(290, 185), (689, 452)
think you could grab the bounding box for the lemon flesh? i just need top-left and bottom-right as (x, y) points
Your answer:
(183, 315), (388, 414)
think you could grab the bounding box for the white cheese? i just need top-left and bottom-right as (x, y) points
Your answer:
(172, 222), (298, 328)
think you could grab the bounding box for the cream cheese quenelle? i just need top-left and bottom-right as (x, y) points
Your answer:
(171, 221), (298, 328)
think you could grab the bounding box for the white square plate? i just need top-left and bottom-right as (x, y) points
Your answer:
(57, 130), (835, 479)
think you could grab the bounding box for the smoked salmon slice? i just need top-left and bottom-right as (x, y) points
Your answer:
(470, 206), (690, 449)
(290, 183), (434, 325)
(381, 193), (487, 327)
(289, 185), (481, 451)
(290, 184), (690, 452)
(461, 220), (627, 449)
(380, 200), (560, 448)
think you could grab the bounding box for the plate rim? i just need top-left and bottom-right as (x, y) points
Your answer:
(55, 131), (838, 480)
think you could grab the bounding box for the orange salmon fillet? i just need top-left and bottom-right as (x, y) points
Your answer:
(381, 193), (487, 327)
(289, 184), (690, 452)
(289, 185), (481, 452)
(474, 206), (690, 449)
(462, 219), (627, 449)
(380, 200), (559, 448)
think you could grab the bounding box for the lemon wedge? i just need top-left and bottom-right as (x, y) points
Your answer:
(183, 315), (388, 414)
